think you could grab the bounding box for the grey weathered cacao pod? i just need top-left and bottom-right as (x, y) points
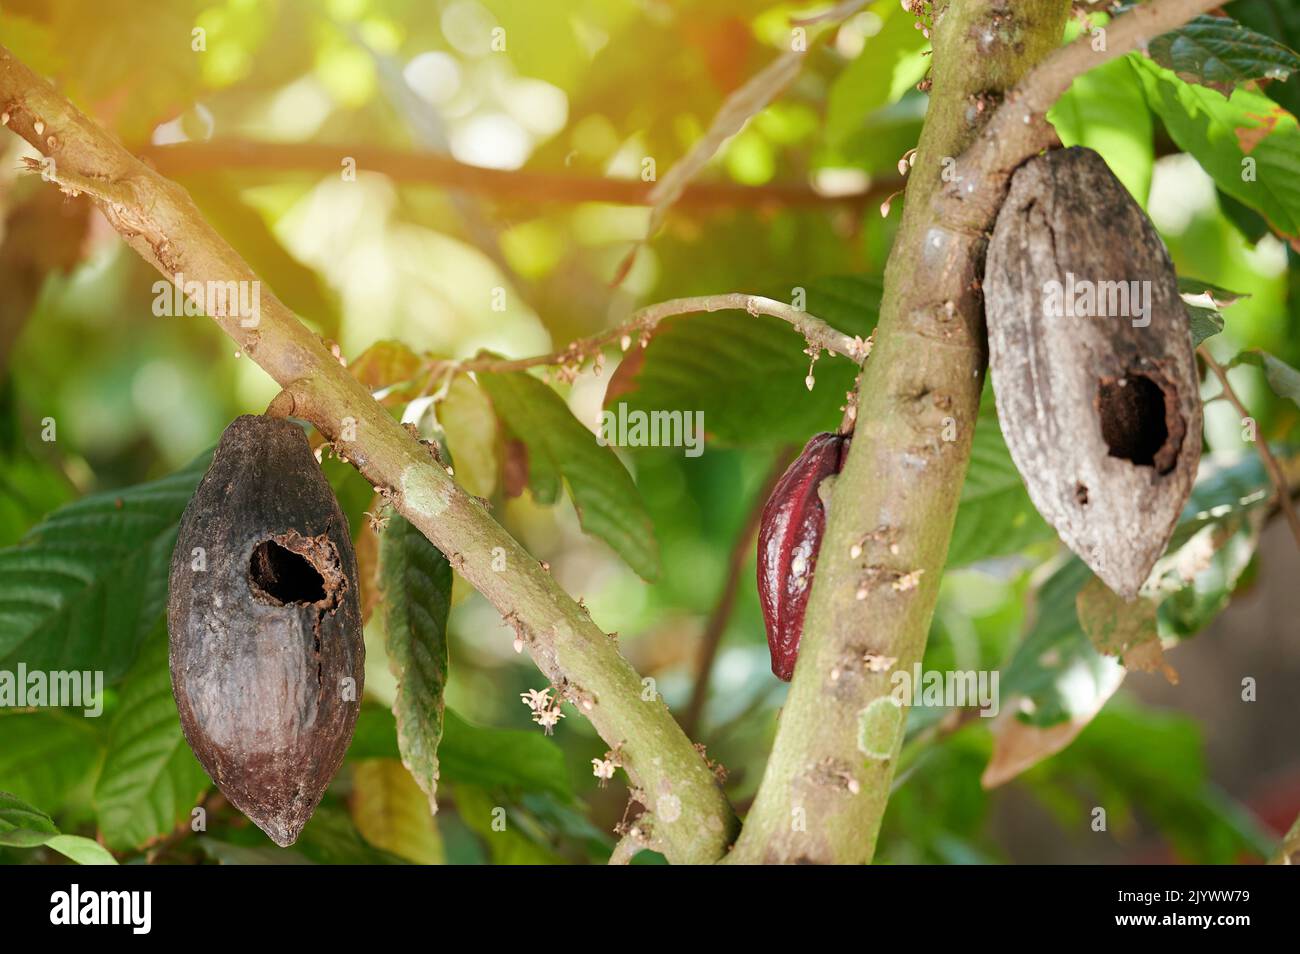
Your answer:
(984, 146), (1201, 599)
(168, 415), (364, 846)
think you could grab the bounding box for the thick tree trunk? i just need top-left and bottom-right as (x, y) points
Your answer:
(727, 0), (1072, 865)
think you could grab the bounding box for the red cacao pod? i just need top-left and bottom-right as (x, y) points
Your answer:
(168, 415), (364, 846)
(758, 432), (848, 681)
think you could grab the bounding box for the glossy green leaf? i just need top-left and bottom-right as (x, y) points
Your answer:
(1148, 14), (1300, 90)
(93, 634), (210, 851)
(0, 791), (117, 864)
(1049, 57), (1155, 203)
(0, 451), (210, 681)
(826, 2), (931, 146)
(1133, 55), (1300, 245)
(614, 275), (881, 447)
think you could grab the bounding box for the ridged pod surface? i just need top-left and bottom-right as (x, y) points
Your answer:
(168, 415), (364, 846)
(758, 432), (848, 680)
(984, 146), (1201, 598)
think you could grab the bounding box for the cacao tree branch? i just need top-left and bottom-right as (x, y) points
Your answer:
(1200, 348), (1300, 550)
(444, 295), (871, 377)
(727, 0), (1218, 865)
(0, 45), (738, 865)
(141, 139), (888, 210)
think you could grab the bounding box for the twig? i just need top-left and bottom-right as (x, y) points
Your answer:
(140, 140), (890, 210)
(0, 42), (738, 866)
(444, 294), (872, 378)
(617, 0), (868, 286)
(1200, 348), (1300, 549)
(682, 445), (797, 737)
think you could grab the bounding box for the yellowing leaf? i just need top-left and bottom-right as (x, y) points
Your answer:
(438, 375), (499, 499)
(350, 759), (444, 864)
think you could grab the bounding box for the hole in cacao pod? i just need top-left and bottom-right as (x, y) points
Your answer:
(1096, 372), (1182, 475)
(249, 540), (327, 605)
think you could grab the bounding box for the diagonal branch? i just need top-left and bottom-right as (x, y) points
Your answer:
(140, 139), (891, 210)
(445, 294), (871, 377)
(0, 44), (738, 865)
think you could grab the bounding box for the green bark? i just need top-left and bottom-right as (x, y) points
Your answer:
(727, 0), (1071, 865)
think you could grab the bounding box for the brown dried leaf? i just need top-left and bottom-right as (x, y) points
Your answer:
(350, 340), (425, 404)
(982, 714), (1092, 790)
(1076, 576), (1178, 685)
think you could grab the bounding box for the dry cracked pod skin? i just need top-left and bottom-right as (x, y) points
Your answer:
(758, 432), (849, 680)
(168, 415), (364, 846)
(985, 146), (1201, 599)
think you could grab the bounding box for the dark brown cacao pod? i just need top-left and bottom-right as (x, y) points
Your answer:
(168, 415), (364, 846)
(758, 432), (848, 681)
(985, 146), (1201, 599)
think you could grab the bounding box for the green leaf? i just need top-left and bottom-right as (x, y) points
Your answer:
(0, 790), (59, 843)
(0, 452), (74, 547)
(0, 792), (117, 864)
(292, 802), (411, 865)
(1132, 55), (1300, 244)
(1180, 274), (1247, 345)
(1177, 276), (1249, 304)
(614, 275), (881, 447)
(0, 450), (210, 681)
(0, 710), (103, 813)
(1227, 348), (1300, 405)
(1148, 14), (1300, 90)
(93, 634), (210, 851)
(350, 704), (573, 801)
(948, 392), (1053, 567)
(826, 2), (931, 146)
(1001, 453), (1282, 729)
(379, 514), (452, 814)
(453, 784), (566, 865)
(1186, 302), (1226, 345)
(1049, 56), (1155, 202)
(44, 834), (119, 866)
(437, 710), (573, 801)
(480, 370), (660, 580)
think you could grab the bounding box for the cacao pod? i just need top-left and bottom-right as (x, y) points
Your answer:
(758, 432), (848, 681)
(168, 415), (365, 846)
(984, 146), (1201, 599)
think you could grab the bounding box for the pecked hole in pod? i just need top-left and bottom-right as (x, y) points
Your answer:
(1096, 372), (1184, 475)
(249, 539), (327, 605)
